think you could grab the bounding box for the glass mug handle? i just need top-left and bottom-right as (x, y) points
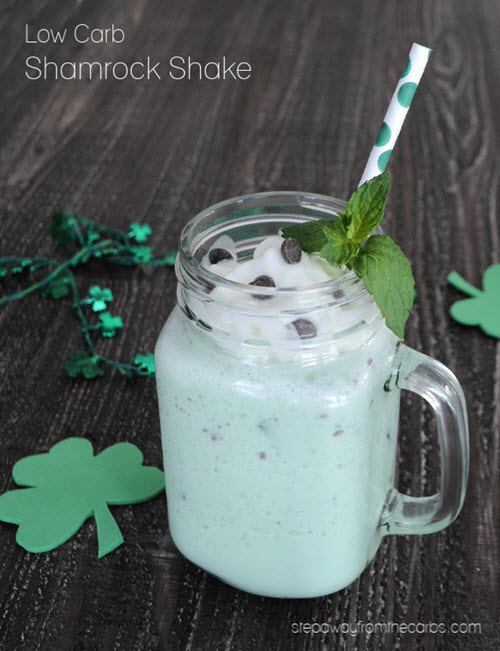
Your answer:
(382, 344), (469, 535)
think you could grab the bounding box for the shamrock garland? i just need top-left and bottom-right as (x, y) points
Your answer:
(0, 212), (176, 379)
(0, 438), (165, 557)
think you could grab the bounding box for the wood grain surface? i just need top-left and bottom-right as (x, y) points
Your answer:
(0, 1), (499, 649)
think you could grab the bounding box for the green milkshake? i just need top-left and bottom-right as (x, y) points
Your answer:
(155, 189), (468, 598)
(156, 302), (399, 597)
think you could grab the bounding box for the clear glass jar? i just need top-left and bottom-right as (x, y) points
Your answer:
(155, 192), (469, 598)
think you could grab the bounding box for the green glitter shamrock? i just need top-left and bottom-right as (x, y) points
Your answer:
(86, 230), (100, 244)
(11, 258), (32, 274)
(0, 267), (7, 278)
(133, 353), (155, 376)
(0, 438), (165, 557)
(43, 275), (71, 299)
(64, 352), (103, 379)
(10, 258), (33, 274)
(130, 246), (153, 264)
(99, 312), (123, 338)
(128, 223), (152, 243)
(448, 264), (500, 339)
(87, 285), (113, 312)
(49, 212), (78, 246)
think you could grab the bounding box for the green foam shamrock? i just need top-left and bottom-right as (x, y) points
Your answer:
(448, 264), (500, 338)
(0, 438), (164, 557)
(64, 352), (103, 379)
(133, 353), (155, 376)
(128, 222), (152, 243)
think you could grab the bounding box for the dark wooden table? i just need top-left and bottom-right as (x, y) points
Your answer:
(1, 1), (499, 649)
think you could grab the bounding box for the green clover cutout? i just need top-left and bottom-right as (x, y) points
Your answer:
(128, 223), (152, 243)
(448, 264), (500, 338)
(64, 352), (103, 379)
(87, 285), (113, 312)
(0, 438), (165, 557)
(133, 353), (155, 376)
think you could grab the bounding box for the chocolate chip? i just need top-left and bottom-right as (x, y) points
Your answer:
(333, 289), (345, 299)
(250, 275), (275, 299)
(208, 247), (233, 264)
(289, 318), (317, 339)
(281, 237), (302, 264)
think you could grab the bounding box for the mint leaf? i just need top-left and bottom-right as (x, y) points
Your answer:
(282, 172), (391, 253)
(281, 219), (333, 253)
(343, 171), (391, 243)
(281, 172), (415, 340)
(352, 234), (414, 339)
(319, 222), (359, 266)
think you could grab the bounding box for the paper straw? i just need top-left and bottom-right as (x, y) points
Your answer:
(358, 42), (432, 186)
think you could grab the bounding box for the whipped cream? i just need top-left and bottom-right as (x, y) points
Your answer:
(191, 234), (381, 354)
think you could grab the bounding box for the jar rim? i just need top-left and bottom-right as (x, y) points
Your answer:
(178, 190), (367, 302)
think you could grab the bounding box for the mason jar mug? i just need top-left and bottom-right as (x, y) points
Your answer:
(155, 192), (469, 599)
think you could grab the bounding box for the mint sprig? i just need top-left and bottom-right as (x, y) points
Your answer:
(282, 171), (415, 339)
(352, 234), (413, 338)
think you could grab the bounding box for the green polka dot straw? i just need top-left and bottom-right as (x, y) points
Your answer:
(359, 43), (432, 186)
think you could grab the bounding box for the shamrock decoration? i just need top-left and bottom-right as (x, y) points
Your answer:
(130, 246), (154, 264)
(1, 211), (177, 379)
(99, 312), (123, 338)
(50, 212), (78, 246)
(448, 264), (500, 338)
(0, 438), (165, 557)
(128, 222), (152, 243)
(86, 285), (113, 312)
(86, 229), (100, 244)
(64, 352), (103, 379)
(133, 353), (155, 376)
(43, 274), (71, 299)
(11, 258), (33, 274)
